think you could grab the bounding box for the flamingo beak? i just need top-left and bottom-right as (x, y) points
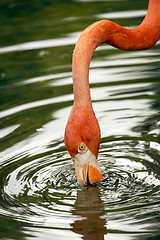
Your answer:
(73, 149), (103, 185)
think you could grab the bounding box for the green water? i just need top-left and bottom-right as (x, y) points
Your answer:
(0, 0), (160, 239)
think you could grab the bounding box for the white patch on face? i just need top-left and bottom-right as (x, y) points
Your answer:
(72, 146), (101, 184)
(74, 146), (95, 166)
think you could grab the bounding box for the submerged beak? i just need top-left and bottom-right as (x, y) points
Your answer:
(73, 149), (103, 185)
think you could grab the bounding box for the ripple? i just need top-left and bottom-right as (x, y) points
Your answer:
(99, 139), (160, 206)
(97, 10), (147, 19)
(0, 124), (20, 139)
(0, 147), (77, 222)
(0, 32), (79, 54)
(1, 0), (160, 238)
(0, 95), (72, 119)
(1, 136), (159, 226)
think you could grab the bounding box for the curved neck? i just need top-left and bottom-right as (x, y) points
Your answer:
(72, 0), (160, 106)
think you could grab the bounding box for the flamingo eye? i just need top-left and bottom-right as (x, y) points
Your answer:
(78, 143), (87, 153)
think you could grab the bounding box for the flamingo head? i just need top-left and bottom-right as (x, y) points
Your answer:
(64, 104), (103, 185)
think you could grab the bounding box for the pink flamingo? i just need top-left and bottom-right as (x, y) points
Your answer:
(64, 0), (160, 185)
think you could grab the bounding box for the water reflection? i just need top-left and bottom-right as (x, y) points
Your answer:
(0, 0), (160, 239)
(71, 188), (107, 240)
(0, 215), (32, 240)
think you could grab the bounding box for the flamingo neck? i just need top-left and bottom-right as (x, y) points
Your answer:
(72, 0), (160, 106)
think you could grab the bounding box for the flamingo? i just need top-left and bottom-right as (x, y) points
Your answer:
(64, 0), (160, 185)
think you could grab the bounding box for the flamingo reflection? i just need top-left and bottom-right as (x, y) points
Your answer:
(71, 188), (107, 240)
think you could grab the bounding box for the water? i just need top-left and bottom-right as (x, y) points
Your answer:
(0, 0), (160, 239)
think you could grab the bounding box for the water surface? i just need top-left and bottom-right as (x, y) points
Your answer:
(0, 0), (160, 239)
